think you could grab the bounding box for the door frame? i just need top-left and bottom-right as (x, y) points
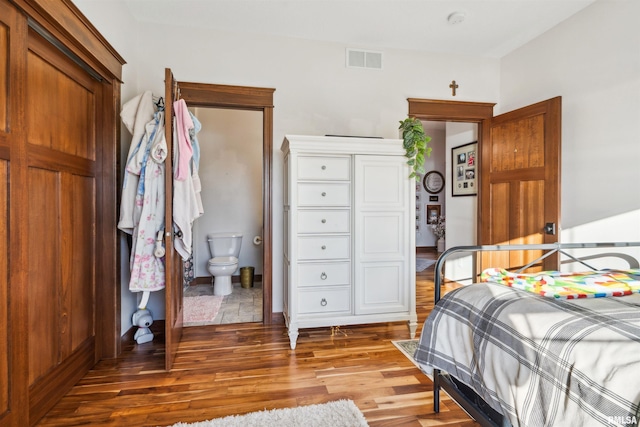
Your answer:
(407, 98), (495, 244)
(178, 82), (276, 324)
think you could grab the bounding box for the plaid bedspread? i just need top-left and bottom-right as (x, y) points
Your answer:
(414, 282), (640, 427)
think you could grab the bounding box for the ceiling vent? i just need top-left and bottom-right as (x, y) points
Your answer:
(346, 48), (383, 70)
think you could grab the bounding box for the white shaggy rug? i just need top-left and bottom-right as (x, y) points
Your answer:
(168, 400), (369, 427)
(183, 295), (223, 326)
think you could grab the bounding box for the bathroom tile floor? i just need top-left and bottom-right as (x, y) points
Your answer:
(184, 282), (263, 325)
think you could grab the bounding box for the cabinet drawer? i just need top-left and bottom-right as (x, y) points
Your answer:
(298, 210), (350, 234)
(298, 287), (351, 314)
(298, 262), (350, 287)
(298, 235), (350, 260)
(297, 182), (350, 206)
(297, 156), (350, 181)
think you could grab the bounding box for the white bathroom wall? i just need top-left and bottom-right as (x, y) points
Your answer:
(192, 108), (264, 279)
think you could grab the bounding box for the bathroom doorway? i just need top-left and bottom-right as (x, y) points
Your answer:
(169, 81), (275, 328)
(184, 107), (264, 325)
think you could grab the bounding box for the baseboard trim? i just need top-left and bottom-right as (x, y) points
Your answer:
(122, 320), (166, 345)
(191, 275), (264, 285)
(271, 312), (285, 324)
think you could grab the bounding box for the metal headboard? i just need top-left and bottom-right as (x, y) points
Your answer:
(434, 242), (640, 303)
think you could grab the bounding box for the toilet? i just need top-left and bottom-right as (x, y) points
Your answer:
(207, 232), (243, 296)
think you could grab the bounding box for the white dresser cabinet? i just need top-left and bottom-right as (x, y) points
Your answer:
(282, 135), (417, 349)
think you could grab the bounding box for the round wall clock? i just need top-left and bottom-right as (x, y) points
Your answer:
(423, 171), (444, 194)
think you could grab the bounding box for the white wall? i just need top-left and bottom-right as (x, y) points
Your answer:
(499, 0), (640, 261)
(73, 0), (501, 323)
(192, 108), (264, 278)
(445, 123), (478, 250)
(443, 123), (478, 283)
(131, 24), (500, 315)
(74, 0), (141, 334)
(73, 0), (640, 328)
(416, 127), (446, 247)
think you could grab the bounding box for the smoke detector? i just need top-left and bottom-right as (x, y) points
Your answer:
(447, 11), (466, 25)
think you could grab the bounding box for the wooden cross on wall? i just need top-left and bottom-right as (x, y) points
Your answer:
(449, 80), (459, 96)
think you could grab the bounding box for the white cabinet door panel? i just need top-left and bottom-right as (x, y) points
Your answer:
(360, 213), (404, 258)
(356, 262), (408, 314)
(355, 160), (405, 209)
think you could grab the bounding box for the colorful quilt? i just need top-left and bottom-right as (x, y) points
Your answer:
(481, 268), (640, 299)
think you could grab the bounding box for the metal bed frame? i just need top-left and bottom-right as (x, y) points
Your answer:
(430, 242), (640, 427)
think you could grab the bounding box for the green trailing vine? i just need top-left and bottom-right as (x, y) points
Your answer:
(399, 117), (432, 180)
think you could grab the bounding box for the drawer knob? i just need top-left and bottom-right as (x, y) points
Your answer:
(320, 272), (327, 280)
(320, 298), (328, 306)
(321, 165), (326, 170)
(321, 192), (326, 197)
(321, 245), (326, 250)
(321, 219), (326, 223)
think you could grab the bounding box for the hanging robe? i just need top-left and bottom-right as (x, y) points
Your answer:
(172, 110), (204, 260)
(118, 91), (156, 233)
(119, 93), (168, 292)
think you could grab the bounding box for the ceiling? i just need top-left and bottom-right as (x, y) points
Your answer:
(122, 0), (595, 58)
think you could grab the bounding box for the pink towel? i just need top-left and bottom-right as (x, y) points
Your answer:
(173, 99), (193, 181)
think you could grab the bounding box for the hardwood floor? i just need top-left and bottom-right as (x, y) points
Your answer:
(37, 249), (480, 427)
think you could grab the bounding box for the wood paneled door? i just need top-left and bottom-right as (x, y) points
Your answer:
(480, 97), (561, 271)
(26, 31), (104, 422)
(0, 0), (124, 425)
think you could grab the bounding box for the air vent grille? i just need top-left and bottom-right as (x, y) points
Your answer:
(346, 48), (383, 70)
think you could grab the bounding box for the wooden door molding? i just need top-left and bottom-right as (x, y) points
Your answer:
(176, 82), (276, 325)
(408, 98), (495, 122)
(408, 98), (495, 243)
(178, 82), (274, 109)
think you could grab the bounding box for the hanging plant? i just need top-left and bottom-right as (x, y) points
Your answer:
(399, 117), (432, 180)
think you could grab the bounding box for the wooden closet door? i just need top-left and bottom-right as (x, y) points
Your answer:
(25, 29), (101, 422)
(164, 68), (184, 370)
(0, 1), (28, 425)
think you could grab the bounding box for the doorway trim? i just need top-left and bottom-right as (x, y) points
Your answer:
(179, 82), (276, 324)
(407, 98), (495, 243)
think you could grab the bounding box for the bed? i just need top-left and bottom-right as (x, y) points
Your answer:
(414, 242), (640, 427)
